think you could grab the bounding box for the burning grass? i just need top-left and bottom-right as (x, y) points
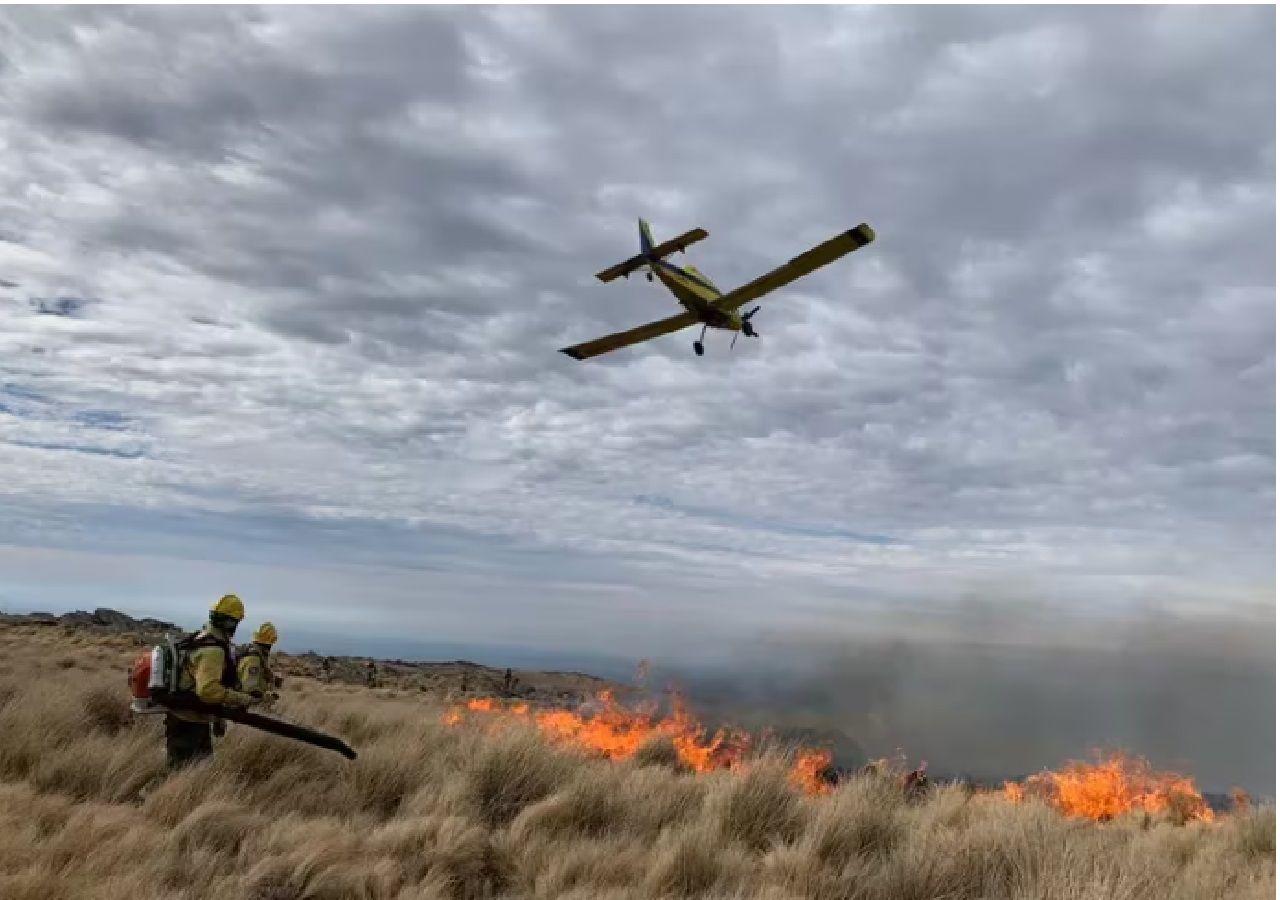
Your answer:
(441, 693), (1229, 825)
(443, 691), (835, 795)
(0, 624), (1273, 899)
(1002, 749), (1218, 824)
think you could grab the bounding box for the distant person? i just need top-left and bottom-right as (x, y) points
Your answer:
(503, 668), (513, 694)
(238, 622), (282, 708)
(319, 656), (332, 683)
(903, 766), (930, 802)
(164, 594), (260, 770)
(364, 660), (378, 688)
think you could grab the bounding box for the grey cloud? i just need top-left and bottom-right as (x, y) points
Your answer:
(17, 7), (472, 158)
(8, 439), (144, 459)
(29, 295), (89, 316)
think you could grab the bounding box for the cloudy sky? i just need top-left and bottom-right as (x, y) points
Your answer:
(0, 7), (1273, 668)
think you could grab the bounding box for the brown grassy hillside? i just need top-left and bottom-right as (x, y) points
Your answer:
(0, 624), (1273, 900)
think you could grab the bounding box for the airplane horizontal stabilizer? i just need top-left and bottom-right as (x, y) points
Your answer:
(595, 227), (709, 283)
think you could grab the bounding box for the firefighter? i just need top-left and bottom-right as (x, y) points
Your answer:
(238, 622), (281, 709)
(903, 766), (930, 803)
(164, 594), (260, 770)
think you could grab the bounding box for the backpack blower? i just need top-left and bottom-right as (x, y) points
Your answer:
(129, 635), (357, 760)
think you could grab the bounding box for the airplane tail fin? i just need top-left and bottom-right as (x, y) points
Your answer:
(639, 219), (655, 254)
(595, 221), (710, 283)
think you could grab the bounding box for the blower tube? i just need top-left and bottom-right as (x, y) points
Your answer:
(157, 692), (358, 760)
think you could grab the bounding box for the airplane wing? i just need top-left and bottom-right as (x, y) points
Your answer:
(560, 311), (701, 360)
(717, 223), (875, 311)
(595, 228), (709, 283)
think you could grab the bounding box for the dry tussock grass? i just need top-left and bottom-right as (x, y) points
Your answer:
(0, 626), (1272, 899)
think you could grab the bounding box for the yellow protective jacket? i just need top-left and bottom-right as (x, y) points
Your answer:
(169, 626), (258, 724)
(237, 645), (275, 698)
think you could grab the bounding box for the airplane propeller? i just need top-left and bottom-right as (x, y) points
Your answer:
(731, 306), (763, 350)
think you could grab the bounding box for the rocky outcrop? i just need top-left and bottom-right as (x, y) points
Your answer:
(0, 607), (181, 634)
(20, 612), (58, 626)
(91, 608), (139, 629)
(55, 611), (97, 628)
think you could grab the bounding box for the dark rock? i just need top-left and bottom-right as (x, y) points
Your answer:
(138, 617), (181, 633)
(93, 608), (135, 629)
(59, 611), (98, 627)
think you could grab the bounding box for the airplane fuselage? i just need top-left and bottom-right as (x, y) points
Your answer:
(648, 257), (743, 331)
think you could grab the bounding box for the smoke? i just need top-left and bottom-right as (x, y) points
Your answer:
(664, 592), (1276, 795)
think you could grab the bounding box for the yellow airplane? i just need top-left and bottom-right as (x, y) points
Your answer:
(560, 218), (876, 360)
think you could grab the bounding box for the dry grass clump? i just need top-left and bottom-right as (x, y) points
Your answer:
(709, 757), (805, 852)
(449, 725), (581, 830)
(0, 624), (1272, 899)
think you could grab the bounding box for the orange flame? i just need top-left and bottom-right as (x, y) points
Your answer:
(791, 748), (838, 794)
(1002, 750), (1215, 823)
(444, 689), (833, 795)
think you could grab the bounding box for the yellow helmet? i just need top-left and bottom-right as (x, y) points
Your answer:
(252, 622), (278, 646)
(210, 594), (245, 621)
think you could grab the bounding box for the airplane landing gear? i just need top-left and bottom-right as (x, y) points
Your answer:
(693, 341), (704, 356)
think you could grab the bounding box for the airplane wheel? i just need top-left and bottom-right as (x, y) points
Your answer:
(693, 342), (704, 357)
